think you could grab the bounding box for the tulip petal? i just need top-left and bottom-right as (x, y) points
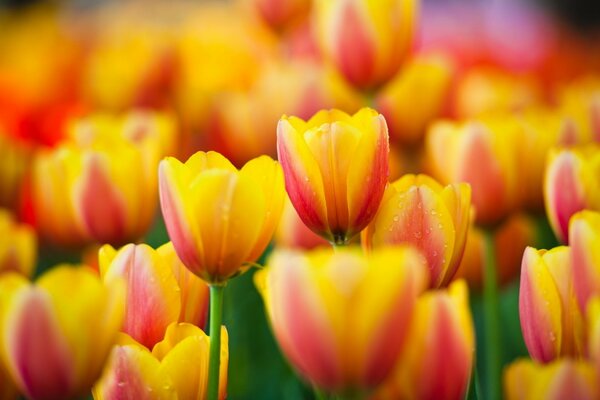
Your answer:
(570, 210), (600, 310)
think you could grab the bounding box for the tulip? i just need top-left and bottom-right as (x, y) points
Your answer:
(504, 359), (597, 400)
(99, 243), (209, 349)
(374, 280), (475, 400)
(248, 0), (311, 32)
(0, 266), (124, 400)
(376, 55), (454, 145)
(426, 117), (523, 225)
(519, 246), (585, 362)
(586, 297), (600, 375)
(93, 323), (228, 400)
(570, 210), (600, 311)
(255, 247), (427, 394)
(362, 174), (471, 288)
(0, 134), (30, 211)
(0, 210), (36, 277)
(557, 76), (600, 144)
(159, 151), (284, 284)
(277, 108), (389, 245)
(544, 145), (600, 243)
(314, 0), (417, 90)
(275, 195), (329, 250)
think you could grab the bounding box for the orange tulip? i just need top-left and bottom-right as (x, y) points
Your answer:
(247, 0), (311, 32)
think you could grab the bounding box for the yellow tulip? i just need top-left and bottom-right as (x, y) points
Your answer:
(362, 174), (471, 288)
(93, 323), (228, 400)
(314, 0), (416, 90)
(0, 266), (124, 400)
(570, 210), (600, 311)
(556, 76), (600, 144)
(277, 108), (389, 245)
(504, 359), (597, 400)
(158, 151), (284, 284)
(256, 247), (427, 394)
(0, 210), (36, 278)
(374, 280), (475, 400)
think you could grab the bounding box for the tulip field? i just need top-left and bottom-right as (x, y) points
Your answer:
(1, 0), (600, 399)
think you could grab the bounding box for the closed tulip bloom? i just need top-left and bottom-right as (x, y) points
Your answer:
(0, 210), (36, 277)
(520, 246), (585, 362)
(570, 210), (600, 311)
(93, 323), (228, 400)
(374, 280), (475, 400)
(159, 151), (284, 284)
(0, 266), (125, 400)
(504, 359), (597, 400)
(426, 118), (523, 225)
(277, 108), (389, 245)
(363, 174), (471, 288)
(544, 145), (600, 243)
(314, 0), (416, 90)
(256, 247), (427, 393)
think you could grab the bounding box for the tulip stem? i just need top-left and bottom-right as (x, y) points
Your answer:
(208, 284), (225, 400)
(482, 229), (501, 400)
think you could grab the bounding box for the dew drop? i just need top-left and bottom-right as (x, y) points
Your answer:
(393, 215), (399, 222)
(414, 231), (422, 239)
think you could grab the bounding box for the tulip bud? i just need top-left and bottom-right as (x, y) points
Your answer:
(363, 174), (471, 288)
(374, 280), (475, 400)
(159, 151), (285, 284)
(570, 210), (600, 312)
(255, 247), (427, 393)
(93, 323), (228, 400)
(314, 0), (417, 90)
(504, 359), (597, 400)
(277, 108), (389, 245)
(0, 210), (36, 278)
(0, 266), (124, 400)
(519, 246), (585, 362)
(544, 145), (600, 243)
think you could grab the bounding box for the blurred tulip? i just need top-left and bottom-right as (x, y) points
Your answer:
(557, 76), (600, 144)
(376, 55), (454, 145)
(0, 210), (36, 277)
(374, 280), (474, 400)
(0, 134), (30, 211)
(362, 174), (471, 288)
(0, 266), (124, 400)
(275, 195), (329, 250)
(314, 0), (416, 90)
(426, 117), (523, 225)
(159, 151), (284, 284)
(504, 359), (597, 400)
(570, 210), (600, 311)
(520, 246), (584, 362)
(93, 323), (228, 400)
(587, 297), (600, 375)
(454, 213), (537, 290)
(256, 247), (427, 393)
(33, 111), (172, 247)
(247, 0), (311, 32)
(544, 145), (600, 243)
(99, 243), (208, 348)
(277, 108), (389, 244)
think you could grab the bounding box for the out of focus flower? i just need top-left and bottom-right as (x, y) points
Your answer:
(570, 210), (600, 311)
(246, 0), (311, 32)
(520, 246), (584, 363)
(93, 323), (228, 400)
(557, 77), (600, 144)
(454, 213), (537, 290)
(314, 0), (416, 90)
(374, 280), (474, 400)
(376, 55), (454, 145)
(275, 195), (328, 250)
(544, 145), (600, 243)
(0, 266), (124, 400)
(159, 151), (284, 284)
(362, 174), (471, 288)
(426, 117), (522, 225)
(256, 247), (427, 394)
(0, 210), (36, 277)
(33, 111), (174, 247)
(277, 108), (388, 244)
(587, 297), (600, 375)
(99, 243), (209, 349)
(0, 134), (30, 211)
(504, 359), (597, 400)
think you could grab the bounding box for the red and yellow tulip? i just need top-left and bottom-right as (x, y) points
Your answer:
(570, 210), (600, 311)
(277, 108), (389, 245)
(159, 151), (284, 284)
(314, 0), (417, 90)
(363, 174), (471, 288)
(93, 323), (228, 400)
(0, 210), (36, 278)
(519, 246), (585, 362)
(275, 195), (329, 250)
(255, 247), (427, 393)
(0, 266), (124, 400)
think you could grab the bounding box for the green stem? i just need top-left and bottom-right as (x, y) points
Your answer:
(207, 284), (226, 400)
(482, 229), (501, 400)
(314, 387), (328, 400)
